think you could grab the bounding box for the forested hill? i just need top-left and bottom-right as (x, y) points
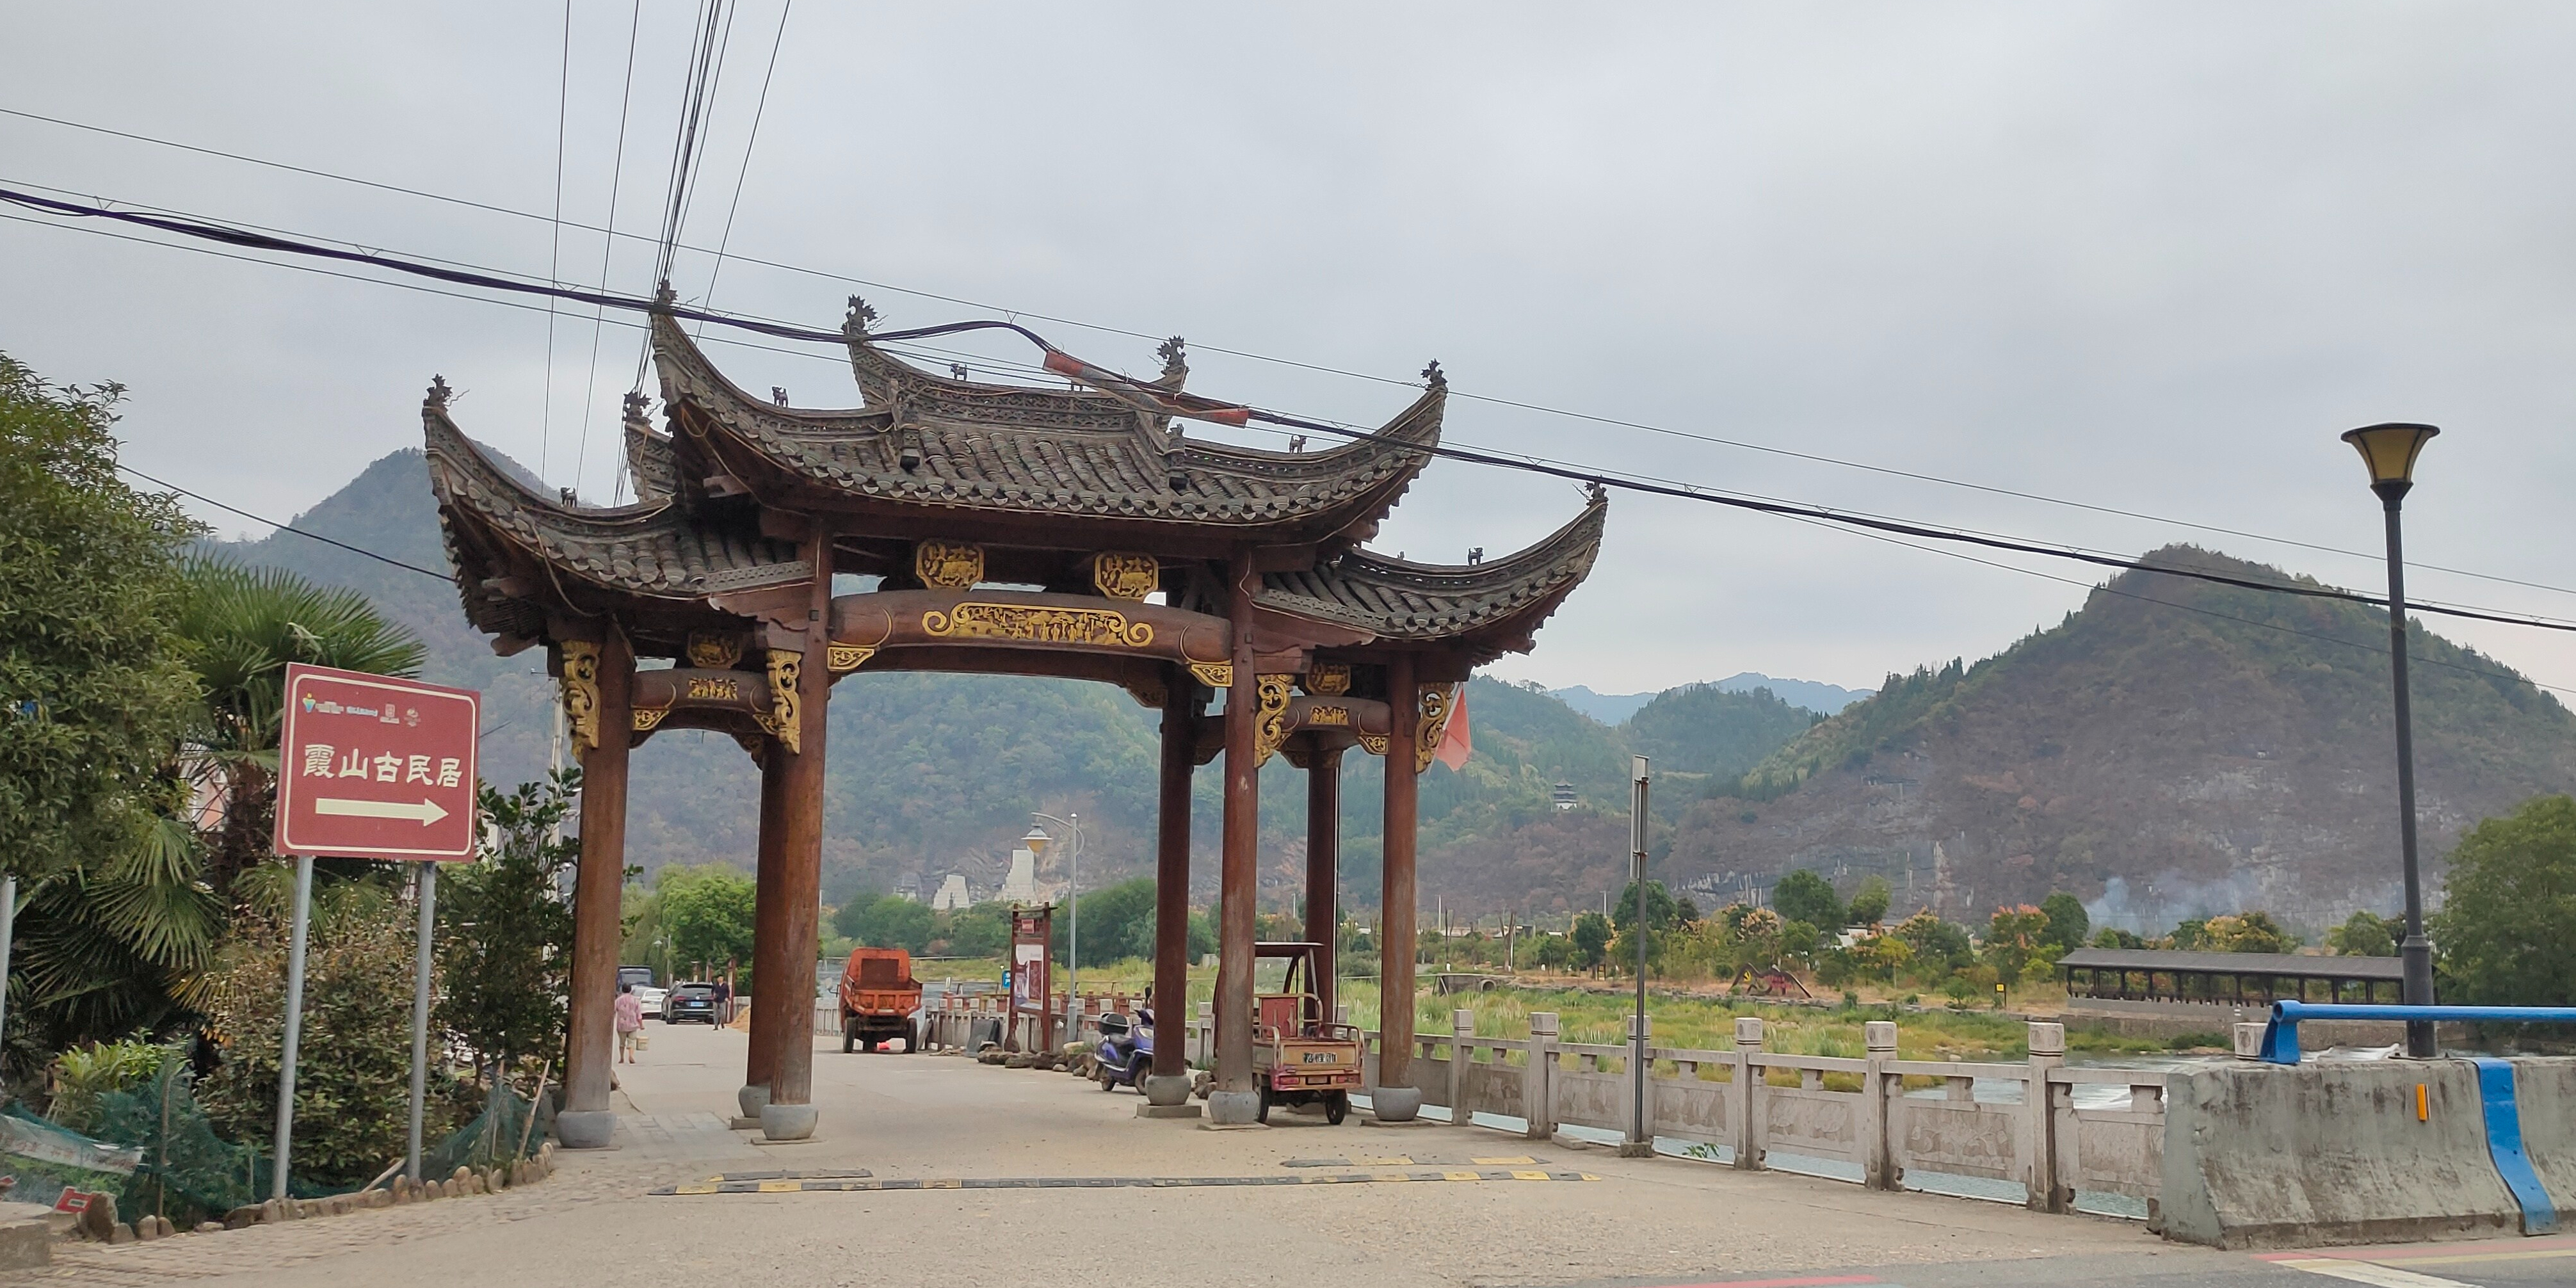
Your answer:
(208, 450), (1819, 912)
(1666, 546), (2576, 936)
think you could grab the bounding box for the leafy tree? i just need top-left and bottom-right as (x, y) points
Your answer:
(2193, 912), (2293, 954)
(1892, 909), (1972, 975)
(1570, 911), (1612, 973)
(938, 903), (1011, 958)
(1054, 876), (1160, 963)
(438, 772), (577, 1074)
(0, 355), (198, 886)
(2038, 892), (2089, 951)
(178, 559), (425, 898)
(659, 865), (757, 978)
(1983, 905), (2050, 981)
(2090, 927), (2145, 949)
(1847, 875), (1892, 928)
(2327, 910), (2397, 958)
(1856, 933), (1913, 981)
(837, 894), (935, 953)
(1609, 880), (1687, 932)
(199, 878), (450, 1187)
(1771, 869), (1844, 929)
(2170, 917), (2210, 950)
(0, 357), (210, 1068)
(2432, 794), (2576, 1005)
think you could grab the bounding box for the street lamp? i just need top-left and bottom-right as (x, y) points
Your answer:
(1028, 813), (1083, 1018)
(2340, 421), (2440, 1058)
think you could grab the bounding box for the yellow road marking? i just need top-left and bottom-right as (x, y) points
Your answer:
(1511, 1170), (1549, 1181)
(1471, 1155), (1536, 1165)
(756, 1180), (800, 1192)
(672, 1182), (719, 1195)
(1444, 1171), (1479, 1182)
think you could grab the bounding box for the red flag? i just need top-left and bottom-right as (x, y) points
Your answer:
(1434, 686), (1473, 770)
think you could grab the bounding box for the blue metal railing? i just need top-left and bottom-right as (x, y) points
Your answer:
(2257, 1001), (2576, 1065)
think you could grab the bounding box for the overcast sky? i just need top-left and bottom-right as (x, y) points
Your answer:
(8, 3), (2575, 696)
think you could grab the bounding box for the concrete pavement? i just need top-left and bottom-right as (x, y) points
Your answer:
(19, 1019), (2566, 1287)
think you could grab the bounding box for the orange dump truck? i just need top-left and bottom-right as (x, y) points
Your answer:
(838, 948), (924, 1052)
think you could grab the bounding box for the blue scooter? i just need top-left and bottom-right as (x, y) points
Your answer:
(1093, 1008), (1154, 1092)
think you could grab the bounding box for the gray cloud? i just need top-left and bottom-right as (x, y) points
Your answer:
(6, 2), (2573, 694)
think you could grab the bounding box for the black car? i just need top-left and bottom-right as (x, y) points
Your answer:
(664, 983), (721, 1025)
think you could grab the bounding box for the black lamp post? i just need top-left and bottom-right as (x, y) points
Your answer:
(2339, 421), (2441, 1058)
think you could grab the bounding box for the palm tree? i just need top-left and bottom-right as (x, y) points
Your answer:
(175, 559), (426, 897)
(10, 561), (426, 1061)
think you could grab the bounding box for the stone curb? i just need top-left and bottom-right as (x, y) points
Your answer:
(68, 1141), (563, 1248)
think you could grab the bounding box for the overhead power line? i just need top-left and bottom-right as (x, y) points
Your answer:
(6, 103), (2568, 604)
(118, 463), (451, 581)
(11, 179), (2576, 641)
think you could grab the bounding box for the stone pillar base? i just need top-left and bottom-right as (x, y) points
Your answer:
(1206, 1090), (1262, 1126)
(1137, 1103), (1203, 1119)
(737, 1084), (770, 1118)
(759, 1102), (817, 1141)
(1368, 1085), (1422, 1123)
(1142, 1074), (1193, 1107)
(1616, 1141), (1656, 1157)
(554, 1109), (616, 1150)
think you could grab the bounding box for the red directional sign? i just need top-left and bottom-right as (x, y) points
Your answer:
(273, 664), (480, 860)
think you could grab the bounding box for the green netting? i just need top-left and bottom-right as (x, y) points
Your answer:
(420, 1077), (550, 1180)
(0, 1106), (143, 1211)
(3, 1066), (551, 1228)
(88, 1061), (290, 1225)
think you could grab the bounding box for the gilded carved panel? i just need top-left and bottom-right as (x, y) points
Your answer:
(559, 640), (601, 753)
(921, 602), (1154, 648)
(1253, 674), (1295, 767)
(914, 540), (985, 589)
(1090, 552), (1159, 600)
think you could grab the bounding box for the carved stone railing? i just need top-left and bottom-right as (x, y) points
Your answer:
(1348, 1012), (2164, 1218)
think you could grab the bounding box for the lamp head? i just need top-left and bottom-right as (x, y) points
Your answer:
(1022, 824), (1051, 855)
(2340, 423), (2439, 499)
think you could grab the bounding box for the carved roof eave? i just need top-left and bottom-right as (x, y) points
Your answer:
(1254, 487), (1607, 660)
(649, 310), (1445, 542)
(421, 398), (810, 640)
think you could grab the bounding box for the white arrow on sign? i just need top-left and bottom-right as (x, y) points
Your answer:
(313, 797), (450, 826)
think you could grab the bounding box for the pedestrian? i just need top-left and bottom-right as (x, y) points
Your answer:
(712, 975), (734, 1026)
(615, 981), (645, 1063)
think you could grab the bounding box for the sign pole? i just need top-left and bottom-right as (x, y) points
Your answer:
(0, 874), (17, 1051)
(406, 861), (437, 1183)
(271, 853), (314, 1200)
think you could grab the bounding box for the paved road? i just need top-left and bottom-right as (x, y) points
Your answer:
(25, 1020), (2572, 1287)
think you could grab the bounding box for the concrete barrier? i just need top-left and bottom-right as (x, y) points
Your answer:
(2157, 1058), (2575, 1248)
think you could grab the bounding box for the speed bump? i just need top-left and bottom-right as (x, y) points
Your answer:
(652, 1169), (1600, 1196)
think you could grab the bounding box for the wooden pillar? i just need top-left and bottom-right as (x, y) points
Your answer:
(1214, 558), (1259, 1106)
(560, 628), (633, 1144)
(1305, 741), (1343, 1022)
(764, 534), (833, 1134)
(1378, 652), (1421, 1114)
(1151, 671), (1195, 1081)
(743, 737), (791, 1107)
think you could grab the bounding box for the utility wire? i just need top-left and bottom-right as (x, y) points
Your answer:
(118, 463), (451, 581)
(8, 103), (2564, 604)
(538, 0), (572, 481)
(574, 1), (644, 507)
(10, 182), (2576, 640)
(700, 0), (790, 318)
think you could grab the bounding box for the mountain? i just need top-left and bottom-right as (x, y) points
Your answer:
(205, 451), (1818, 911)
(1550, 673), (1874, 723)
(1666, 547), (2576, 936)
